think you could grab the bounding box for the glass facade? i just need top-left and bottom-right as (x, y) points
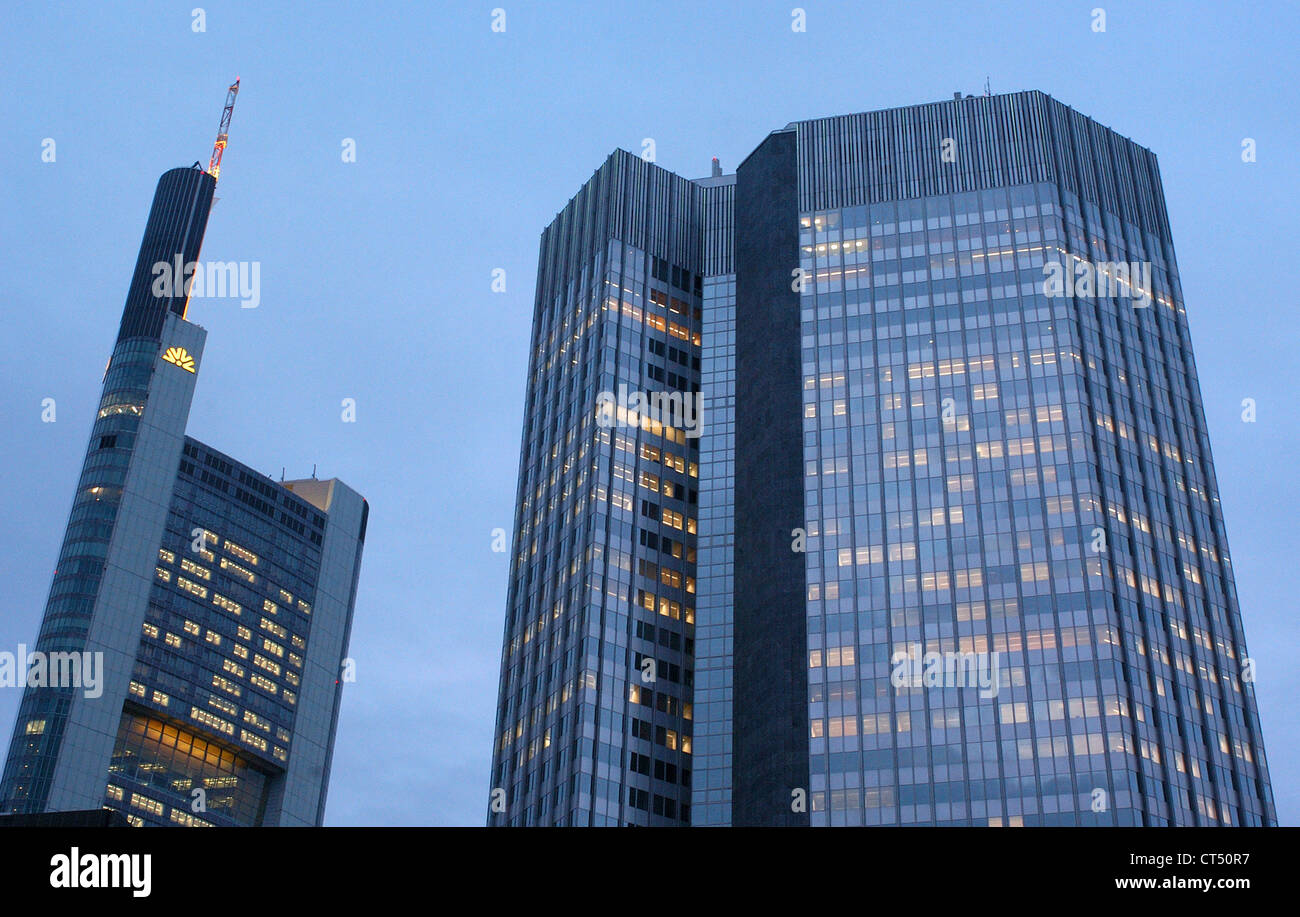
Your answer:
(490, 153), (701, 825)
(776, 94), (1275, 826)
(692, 177), (737, 826)
(108, 438), (327, 826)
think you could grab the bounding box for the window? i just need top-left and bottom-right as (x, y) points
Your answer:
(224, 540), (259, 566)
(176, 576), (207, 599)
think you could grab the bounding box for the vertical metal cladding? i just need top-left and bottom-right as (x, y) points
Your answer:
(115, 166), (216, 343)
(701, 180), (735, 277)
(796, 91), (1169, 240)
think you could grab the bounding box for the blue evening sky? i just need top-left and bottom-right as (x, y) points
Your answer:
(1, 1), (1296, 825)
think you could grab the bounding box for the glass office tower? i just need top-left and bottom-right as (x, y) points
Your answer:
(496, 91), (1274, 827)
(489, 151), (703, 825)
(732, 92), (1274, 827)
(1, 151), (367, 827)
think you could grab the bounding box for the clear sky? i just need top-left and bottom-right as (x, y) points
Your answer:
(1, 0), (1296, 826)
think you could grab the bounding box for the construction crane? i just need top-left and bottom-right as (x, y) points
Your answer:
(206, 77), (240, 183)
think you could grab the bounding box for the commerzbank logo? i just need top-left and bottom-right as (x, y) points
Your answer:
(162, 346), (197, 372)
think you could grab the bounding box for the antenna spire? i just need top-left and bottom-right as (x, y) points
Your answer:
(207, 78), (241, 183)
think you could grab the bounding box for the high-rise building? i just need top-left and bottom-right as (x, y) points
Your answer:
(491, 90), (1274, 827)
(1, 104), (367, 827)
(489, 152), (706, 826)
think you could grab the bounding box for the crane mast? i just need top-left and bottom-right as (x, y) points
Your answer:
(206, 78), (240, 182)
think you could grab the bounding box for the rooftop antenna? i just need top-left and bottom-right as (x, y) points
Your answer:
(312, 463), (317, 480)
(984, 76), (992, 96)
(206, 77), (241, 183)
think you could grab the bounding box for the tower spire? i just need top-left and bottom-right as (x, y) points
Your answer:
(206, 77), (240, 182)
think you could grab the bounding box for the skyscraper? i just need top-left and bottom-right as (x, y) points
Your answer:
(0, 96), (367, 827)
(491, 90), (1274, 827)
(489, 152), (706, 826)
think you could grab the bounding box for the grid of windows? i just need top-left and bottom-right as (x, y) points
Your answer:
(798, 181), (1272, 825)
(491, 153), (703, 825)
(694, 273), (736, 826)
(120, 438), (317, 820)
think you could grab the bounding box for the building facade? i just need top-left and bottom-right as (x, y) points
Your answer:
(1, 154), (366, 827)
(489, 152), (705, 826)
(492, 90), (1274, 827)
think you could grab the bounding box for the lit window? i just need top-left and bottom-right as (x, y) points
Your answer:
(176, 576), (208, 599)
(224, 540), (259, 566)
(129, 793), (165, 816)
(219, 557), (255, 584)
(180, 558), (211, 580)
(189, 706), (234, 736)
(260, 617), (288, 638)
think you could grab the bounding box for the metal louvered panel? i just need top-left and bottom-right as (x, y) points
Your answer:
(701, 179), (736, 277)
(793, 90), (1169, 240)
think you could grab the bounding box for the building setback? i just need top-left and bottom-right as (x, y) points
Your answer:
(490, 90), (1274, 827)
(1, 137), (366, 826)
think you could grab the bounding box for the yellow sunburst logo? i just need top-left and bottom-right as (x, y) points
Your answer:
(162, 346), (196, 373)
